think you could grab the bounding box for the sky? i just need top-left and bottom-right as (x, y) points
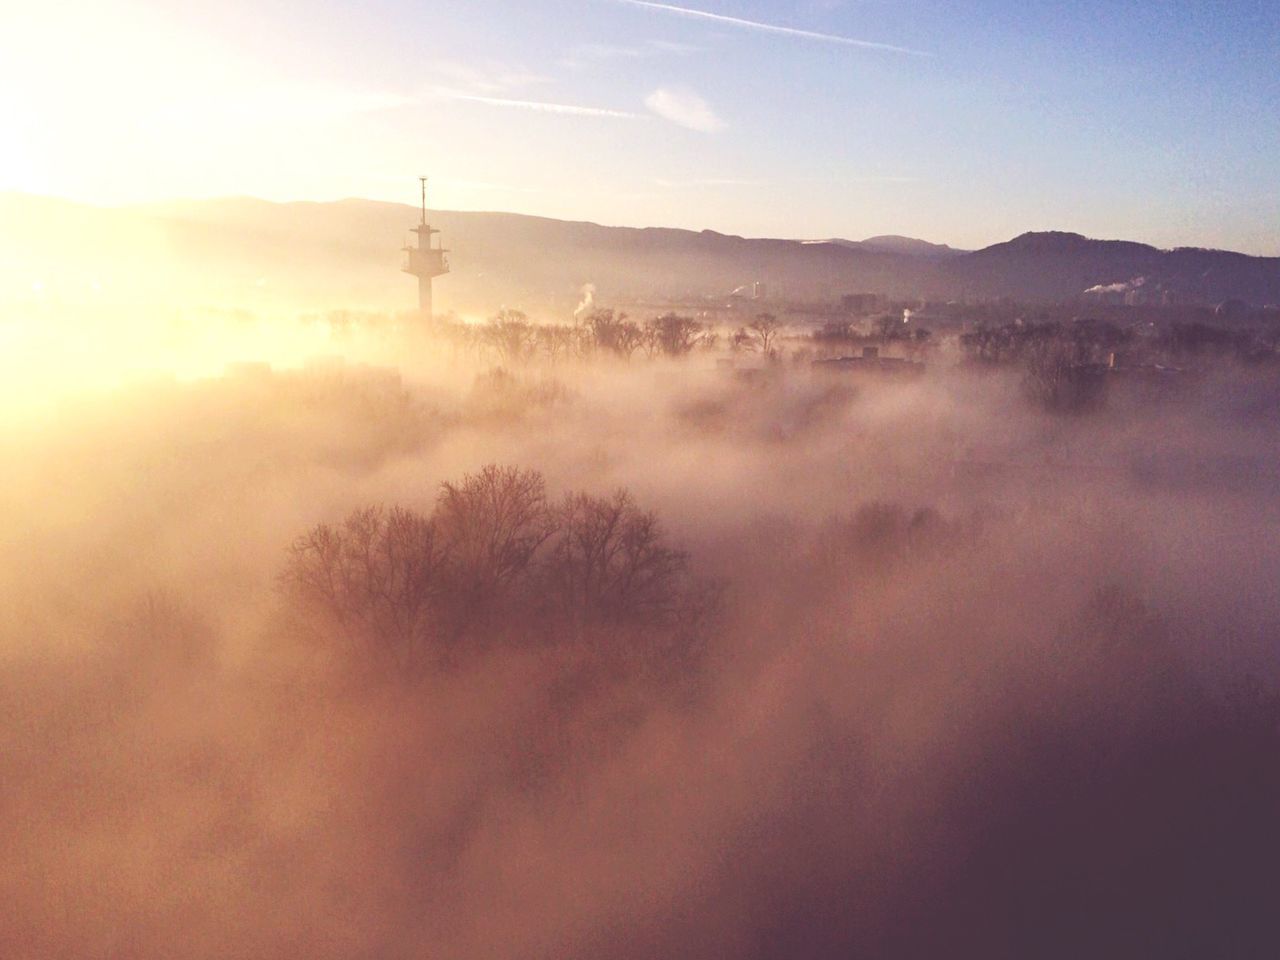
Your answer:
(3, 0), (1279, 252)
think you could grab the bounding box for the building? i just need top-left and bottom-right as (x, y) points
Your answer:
(813, 345), (925, 378)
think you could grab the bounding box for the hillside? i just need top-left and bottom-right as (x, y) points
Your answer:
(3, 194), (1279, 316)
(939, 232), (1280, 304)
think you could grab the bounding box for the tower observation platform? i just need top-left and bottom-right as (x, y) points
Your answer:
(403, 176), (449, 320)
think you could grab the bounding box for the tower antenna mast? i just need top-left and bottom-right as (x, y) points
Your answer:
(419, 175), (428, 226)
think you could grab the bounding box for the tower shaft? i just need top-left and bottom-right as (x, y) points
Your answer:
(418, 274), (433, 321)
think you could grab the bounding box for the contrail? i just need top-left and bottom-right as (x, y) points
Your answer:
(437, 89), (641, 118)
(612, 0), (931, 56)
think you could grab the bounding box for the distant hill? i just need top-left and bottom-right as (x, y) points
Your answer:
(820, 235), (966, 259)
(3, 194), (1278, 316)
(941, 231), (1280, 304)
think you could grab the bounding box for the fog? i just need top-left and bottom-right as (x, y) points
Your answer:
(4, 317), (1280, 959)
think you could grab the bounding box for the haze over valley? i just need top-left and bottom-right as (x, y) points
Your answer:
(4, 2), (1280, 958)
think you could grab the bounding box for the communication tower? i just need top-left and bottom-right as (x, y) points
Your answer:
(403, 176), (449, 320)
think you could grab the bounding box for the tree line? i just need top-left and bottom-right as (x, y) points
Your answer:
(429, 308), (787, 366)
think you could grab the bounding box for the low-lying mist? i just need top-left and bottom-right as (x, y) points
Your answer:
(4, 322), (1280, 959)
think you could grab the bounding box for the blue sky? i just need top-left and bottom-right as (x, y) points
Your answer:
(4, 0), (1278, 251)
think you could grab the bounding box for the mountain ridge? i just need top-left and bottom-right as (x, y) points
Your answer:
(3, 193), (1279, 312)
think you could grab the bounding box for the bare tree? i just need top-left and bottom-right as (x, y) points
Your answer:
(481, 310), (538, 366)
(281, 467), (720, 679)
(435, 465), (555, 609)
(534, 323), (576, 364)
(644, 313), (707, 358)
(582, 309), (643, 360)
(1023, 336), (1106, 412)
(748, 312), (782, 357)
(122, 588), (214, 671)
(541, 490), (688, 630)
(280, 506), (445, 674)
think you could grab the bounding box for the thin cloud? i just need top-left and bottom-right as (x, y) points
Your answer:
(645, 87), (726, 132)
(612, 0), (931, 56)
(434, 88), (641, 119)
